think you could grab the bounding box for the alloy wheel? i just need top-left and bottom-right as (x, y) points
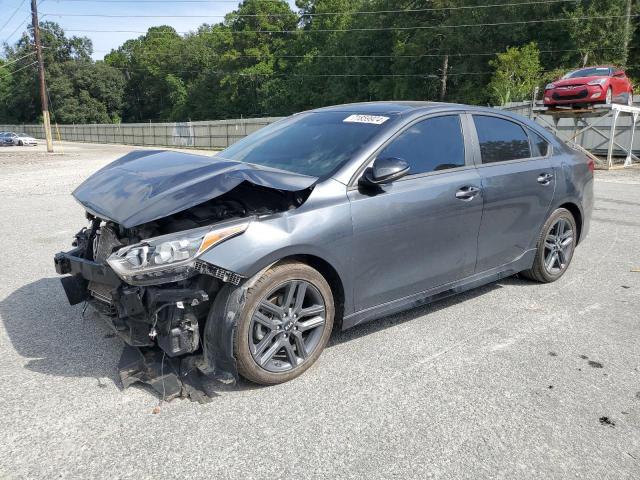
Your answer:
(543, 218), (574, 275)
(249, 280), (327, 373)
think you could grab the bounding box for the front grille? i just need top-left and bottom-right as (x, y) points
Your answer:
(552, 89), (588, 101)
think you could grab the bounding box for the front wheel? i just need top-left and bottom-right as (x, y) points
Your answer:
(234, 261), (334, 385)
(522, 208), (577, 283)
(605, 87), (613, 105)
(17, 140), (23, 146)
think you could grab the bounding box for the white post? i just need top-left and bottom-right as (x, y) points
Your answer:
(625, 111), (638, 167)
(607, 110), (620, 168)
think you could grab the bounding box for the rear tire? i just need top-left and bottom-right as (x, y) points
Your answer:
(234, 261), (334, 385)
(628, 90), (634, 106)
(521, 208), (577, 283)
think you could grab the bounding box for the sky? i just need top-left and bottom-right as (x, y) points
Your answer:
(0, 0), (298, 60)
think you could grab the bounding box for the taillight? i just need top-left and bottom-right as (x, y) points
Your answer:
(587, 158), (595, 173)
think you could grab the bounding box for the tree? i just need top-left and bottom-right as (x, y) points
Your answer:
(488, 43), (542, 106)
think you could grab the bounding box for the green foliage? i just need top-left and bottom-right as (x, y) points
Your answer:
(488, 43), (542, 105)
(0, 0), (638, 123)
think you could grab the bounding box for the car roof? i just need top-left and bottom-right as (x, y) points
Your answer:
(308, 100), (523, 118)
(310, 101), (455, 115)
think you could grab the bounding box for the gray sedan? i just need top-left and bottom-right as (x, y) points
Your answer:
(54, 102), (593, 393)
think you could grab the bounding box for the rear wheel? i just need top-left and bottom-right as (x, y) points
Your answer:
(628, 90), (634, 106)
(522, 208), (577, 283)
(234, 261), (334, 385)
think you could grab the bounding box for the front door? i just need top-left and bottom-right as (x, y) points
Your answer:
(348, 114), (483, 311)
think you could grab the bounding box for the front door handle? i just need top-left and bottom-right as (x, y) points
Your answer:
(455, 185), (481, 201)
(537, 172), (554, 185)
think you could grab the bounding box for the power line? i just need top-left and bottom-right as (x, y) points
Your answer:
(0, 0), (27, 34)
(3, 16), (30, 43)
(0, 60), (37, 77)
(46, 14), (640, 35)
(0, 50), (36, 68)
(41, 1), (583, 19)
(91, 46), (637, 59)
(50, 0), (284, 2)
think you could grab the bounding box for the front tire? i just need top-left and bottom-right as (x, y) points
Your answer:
(234, 261), (334, 385)
(18, 140), (23, 146)
(522, 208), (577, 283)
(605, 87), (613, 105)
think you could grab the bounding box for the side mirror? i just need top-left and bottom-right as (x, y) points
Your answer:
(362, 157), (410, 185)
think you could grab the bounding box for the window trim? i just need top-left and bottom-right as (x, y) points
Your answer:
(467, 112), (552, 167)
(347, 111), (473, 188)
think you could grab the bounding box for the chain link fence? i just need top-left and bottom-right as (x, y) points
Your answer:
(0, 117), (283, 149)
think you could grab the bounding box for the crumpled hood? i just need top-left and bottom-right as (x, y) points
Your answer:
(73, 150), (317, 228)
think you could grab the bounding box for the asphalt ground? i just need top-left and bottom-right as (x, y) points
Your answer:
(0, 142), (639, 479)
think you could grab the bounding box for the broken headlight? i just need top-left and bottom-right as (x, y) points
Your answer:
(107, 220), (249, 285)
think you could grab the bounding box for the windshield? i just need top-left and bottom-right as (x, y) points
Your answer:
(563, 67), (610, 79)
(217, 111), (395, 177)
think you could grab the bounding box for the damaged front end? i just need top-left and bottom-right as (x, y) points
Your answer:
(54, 152), (316, 402)
(54, 217), (244, 402)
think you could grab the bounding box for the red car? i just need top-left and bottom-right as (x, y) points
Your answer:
(543, 66), (634, 108)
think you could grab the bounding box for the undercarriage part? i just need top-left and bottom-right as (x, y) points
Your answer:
(156, 311), (200, 357)
(60, 275), (89, 305)
(118, 345), (215, 404)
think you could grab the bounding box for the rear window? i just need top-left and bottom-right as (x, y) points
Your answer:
(529, 130), (550, 157)
(473, 116), (531, 163)
(218, 111), (394, 177)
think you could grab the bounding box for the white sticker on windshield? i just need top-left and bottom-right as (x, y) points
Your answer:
(343, 114), (389, 125)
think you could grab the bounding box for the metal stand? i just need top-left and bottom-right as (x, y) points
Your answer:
(532, 104), (640, 169)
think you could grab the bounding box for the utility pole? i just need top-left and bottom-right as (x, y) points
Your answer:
(31, 0), (53, 152)
(439, 55), (448, 101)
(622, 0), (633, 66)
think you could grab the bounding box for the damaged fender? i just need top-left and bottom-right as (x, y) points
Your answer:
(201, 265), (271, 384)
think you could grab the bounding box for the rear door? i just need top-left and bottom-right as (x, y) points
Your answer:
(348, 113), (483, 311)
(469, 114), (555, 273)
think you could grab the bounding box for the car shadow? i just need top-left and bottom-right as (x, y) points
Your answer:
(0, 275), (522, 399)
(0, 277), (122, 384)
(329, 280), (506, 347)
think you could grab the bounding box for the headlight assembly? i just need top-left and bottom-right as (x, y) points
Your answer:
(587, 78), (607, 86)
(107, 220), (249, 285)
(545, 83), (556, 90)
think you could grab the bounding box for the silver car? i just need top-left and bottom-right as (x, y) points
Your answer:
(54, 102), (594, 397)
(4, 132), (38, 146)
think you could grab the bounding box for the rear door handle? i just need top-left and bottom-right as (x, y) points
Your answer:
(455, 185), (481, 201)
(537, 172), (554, 185)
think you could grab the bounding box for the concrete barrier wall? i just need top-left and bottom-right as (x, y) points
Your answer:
(0, 117), (283, 149)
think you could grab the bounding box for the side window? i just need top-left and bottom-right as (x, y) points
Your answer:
(473, 115), (531, 163)
(379, 115), (465, 175)
(528, 129), (550, 157)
